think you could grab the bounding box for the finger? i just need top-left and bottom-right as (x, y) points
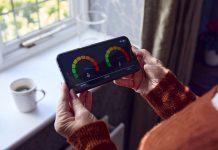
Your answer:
(79, 91), (92, 111)
(147, 57), (162, 65)
(113, 78), (134, 88)
(121, 74), (133, 79)
(141, 50), (160, 65)
(70, 90), (86, 116)
(115, 73), (135, 81)
(60, 83), (70, 100)
(70, 89), (78, 99)
(58, 83), (71, 111)
(79, 91), (88, 105)
(131, 46), (143, 57)
(84, 91), (92, 111)
(133, 48), (153, 64)
(131, 47), (147, 68)
(69, 89), (79, 111)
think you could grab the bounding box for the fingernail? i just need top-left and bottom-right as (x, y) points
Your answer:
(132, 45), (137, 49)
(70, 89), (77, 99)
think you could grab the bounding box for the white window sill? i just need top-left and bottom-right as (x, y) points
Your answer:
(0, 25), (77, 71)
(0, 29), (111, 150)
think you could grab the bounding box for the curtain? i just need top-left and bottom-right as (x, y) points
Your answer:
(129, 1), (203, 149)
(141, 0), (203, 84)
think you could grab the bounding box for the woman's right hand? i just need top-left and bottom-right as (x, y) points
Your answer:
(113, 46), (168, 96)
(54, 83), (96, 138)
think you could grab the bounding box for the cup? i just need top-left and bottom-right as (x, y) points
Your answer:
(10, 78), (46, 113)
(76, 10), (107, 46)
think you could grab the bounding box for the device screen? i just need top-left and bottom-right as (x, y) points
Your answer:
(57, 36), (140, 92)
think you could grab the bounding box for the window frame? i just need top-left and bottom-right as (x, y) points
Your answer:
(0, 0), (89, 68)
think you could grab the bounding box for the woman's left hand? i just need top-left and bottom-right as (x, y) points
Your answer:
(54, 83), (96, 138)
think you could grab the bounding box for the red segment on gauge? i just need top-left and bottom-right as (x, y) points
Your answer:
(119, 48), (130, 61)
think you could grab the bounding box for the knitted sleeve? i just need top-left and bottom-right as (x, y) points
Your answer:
(145, 71), (197, 119)
(139, 85), (218, 150)
(67, 71), (196, 149)
(67, 121), (117, 150)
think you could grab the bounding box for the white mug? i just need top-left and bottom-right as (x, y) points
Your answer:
(10, 78), (46, 113)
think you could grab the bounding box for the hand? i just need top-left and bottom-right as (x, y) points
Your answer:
(114, 46), (168, 96)
(54, 83), (96, 138)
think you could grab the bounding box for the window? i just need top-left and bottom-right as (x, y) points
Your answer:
(0, 0), (70, 42)
(0, 0), (85, 58)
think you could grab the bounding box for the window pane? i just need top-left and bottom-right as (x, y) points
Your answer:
(13, 0), (36, 8)
(0, 0), (12, 14)
(38, 0), (47, 2)
(16, 6), (39, 36)
(0, 13), (17, 42)
(0, 0), (71, 43)
(60, 0), (69, 20)
(39, 0), (58, 27)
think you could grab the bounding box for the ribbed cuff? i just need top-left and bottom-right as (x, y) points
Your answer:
(67, 121), (116, 150)
(145, 71), (196, 119)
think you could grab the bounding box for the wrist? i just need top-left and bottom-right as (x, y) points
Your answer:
(140, 67), (169, 97)
(66, 114), (97, 139)
(144, 71), (196, 119)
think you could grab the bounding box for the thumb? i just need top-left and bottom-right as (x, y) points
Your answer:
(70, 90), (86, 116)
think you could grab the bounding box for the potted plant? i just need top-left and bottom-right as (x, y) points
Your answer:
(199, 21), (218, 66)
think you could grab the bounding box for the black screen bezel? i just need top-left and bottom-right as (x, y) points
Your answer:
(57, 36), (140, 93)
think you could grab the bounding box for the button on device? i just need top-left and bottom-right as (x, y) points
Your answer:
(80, 83), (87, 87)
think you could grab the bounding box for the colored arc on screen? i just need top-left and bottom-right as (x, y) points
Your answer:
(72, 56), (99, 79)
(105, 46), (130, 67)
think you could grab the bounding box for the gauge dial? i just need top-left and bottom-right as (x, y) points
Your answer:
(72, 55), (99, 80)
(105, 46), (130, 68)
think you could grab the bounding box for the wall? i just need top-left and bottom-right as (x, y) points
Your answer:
(90, 0), (144, 46)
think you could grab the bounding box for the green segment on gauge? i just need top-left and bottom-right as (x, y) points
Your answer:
(105, 46), (130, 67)
(72, 63), (78, 79)
(105, 51), (111, 67)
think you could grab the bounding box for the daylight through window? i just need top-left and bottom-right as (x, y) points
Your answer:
(0, 0), (70, 43)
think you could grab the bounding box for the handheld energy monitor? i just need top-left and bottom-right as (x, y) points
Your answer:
(57, 36), (140, 93)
